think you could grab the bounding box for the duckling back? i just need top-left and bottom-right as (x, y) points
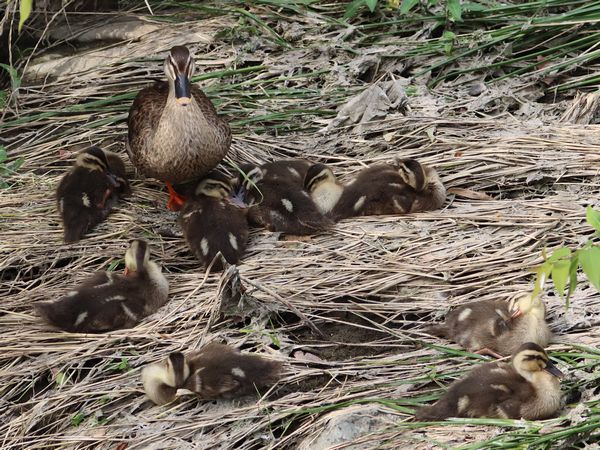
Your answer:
(179, 192), (249, 272)
(35, 268), (168, 333)
(183, 343), (282, 399)
(331, 164), (417, 220)
(240, 163), (333, 235)
(426, 300), (512, 355)
(56, 148), (129, 243)
(415, 359), (533, 420)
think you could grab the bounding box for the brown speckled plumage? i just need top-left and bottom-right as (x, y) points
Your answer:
(415, 343), (563, 420)
(331, 159), (446, 220)
(141, 343), (282, 405)
(56, 147), (129, 243)
(35, 240), (169, 333)
(127, 46), (231, 184)
(179, 171), (249, 271)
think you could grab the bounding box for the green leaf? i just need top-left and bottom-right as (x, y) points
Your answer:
(18, 0), (33, 33)
(532, 261), (552, 298)
(566, 254), (579, 306)
(71, 412), (85, 427)
(344, 0), (365, 18)
(0, 90), (6, 109)
(55, 372), (68, 386)
(551, 260), (570, 298)
(0, 146), (6, 163)
(107, 260), (122, 272)
(462, 2), (486, 11)
(365, 0), (378, 12)
(0, 63), (21, 91)
(579, 247), (600, 292)
(548, 247), (571, 263)
(400, 0), (419, 14)
(110, 357), (131, 372)
(447, 0), (462, 22)
(586, 206), (600, 235)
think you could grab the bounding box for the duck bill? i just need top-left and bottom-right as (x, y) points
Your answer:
(544, 361), (564, 378)
(175, 74), (191, 105)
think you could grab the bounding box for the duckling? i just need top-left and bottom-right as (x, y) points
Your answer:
(179, 171), (249, 272)
(141, 342), (282, 405)
(304, 163), (344, 215)
(238, 162), (333, 235)
(426, 293), (551, 358)
(330, 158), (445, 220)
(259, 159), (312, 185)
(56, 146), (129, 243)
(35, 240), (169, 333)
(128, 45), (231, 211)
(415, 342), (564, 420)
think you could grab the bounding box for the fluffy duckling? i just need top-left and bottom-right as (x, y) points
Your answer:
(238, 162), (333, 235)
(179, 171), (249, 271)
(35, 240), (169, 332)
(426, 293), (551, 358)
(415, 342), (564, 420)
(259, 159), (312, 185)
(141, 343), (282, 405)
(56, 146), (129, 243)
(304, 163), (344, 216)
(329, 158), (445, 220)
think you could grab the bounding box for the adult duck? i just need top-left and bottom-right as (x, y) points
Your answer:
(127, 45), (231, 210)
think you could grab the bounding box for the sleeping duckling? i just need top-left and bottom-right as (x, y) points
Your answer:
(426, 293), (551, 358)
(259, 159), (312, 185)
(35, 240), (169, 332)
(415, 342), (564, 420)
(238, 162), (333, 235)
(141, 342), (282, 405)
(330, 158), (445, 220)
(304, 163), (344, 216)
(56, 146), (129, 243)
(179, 171), (249, 271)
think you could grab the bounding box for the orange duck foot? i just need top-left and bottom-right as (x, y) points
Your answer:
(166, 182), (186, 211)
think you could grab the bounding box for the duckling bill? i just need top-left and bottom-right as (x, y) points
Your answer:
(35, 240), (169, 332)
(56, 146), (129, 243)
(415, 342), (564, 420)
(426, 293), (551, 358)
(141, 342), (282, 405)
(179, 171), (249, 271)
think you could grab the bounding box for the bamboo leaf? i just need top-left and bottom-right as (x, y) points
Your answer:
(400, 0), (419, 14)
(551, 260), (570, 298)
(579, 247), (600, 292)
(18, 0), (33, 33)
(548, 247), (571, 263)
(566, 254), (579, 306)
(586, 206), (600, 235)
(365, 0), (378, 12)
(447, 0), (462, 22)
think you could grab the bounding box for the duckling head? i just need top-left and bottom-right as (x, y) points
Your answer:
(124, 239), (150, 276)
(164, 45), (195, 107)
(512, 342), (564, 381)
(195, 171), (233, 200)
(75, 146), (109, 172)
(141, 352), (190, 405)
(508, 293), (545, 321)
(238, 163), (263, 190)
(304, 163), (337, 193)
(394, 158), (427, 192)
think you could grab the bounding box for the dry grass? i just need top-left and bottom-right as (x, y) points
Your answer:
(1, 3), (599, 450)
